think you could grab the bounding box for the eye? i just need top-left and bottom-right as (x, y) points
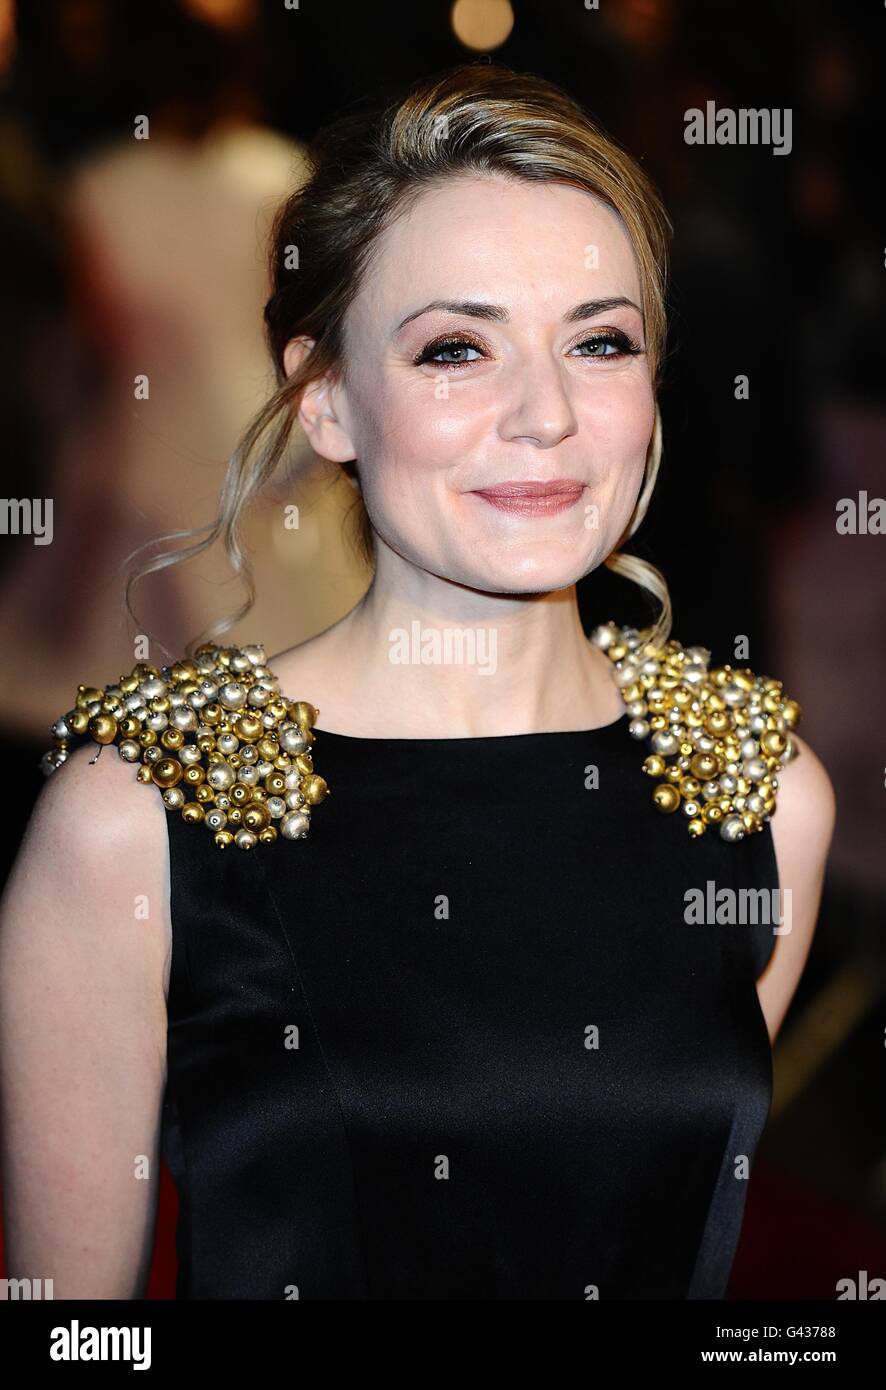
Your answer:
(413, 336), (486, 368)
(570, 329), (644, 361)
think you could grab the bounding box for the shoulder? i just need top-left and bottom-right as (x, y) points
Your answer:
(36, 640), (329, 857)
(769, 730), (836, 850)
(591, 619), (825, 846)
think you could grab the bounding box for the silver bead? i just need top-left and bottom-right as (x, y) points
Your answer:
(230, 653), (252, 674)
(205, 808), (227, 832)
(722, 684), (746, 706)
(235, 828), (257, 850)
(283, 769), (302, 790)
(218, 681), (246, 710)
(651, 731), (679, 755)
(746, 792), (766, 814)
(740, 737), (759, 760)
(280, 811), (310, 840)
(138, 677), (167, 700)
(267, 795), (286, 819)
(701, 780), (721, 801)
(52, 716), (73, 739)
(625, 699), (648, 718)
(720, 814), (746, 842)
(246, 684), (273, 707)
(207, 762), (236, 791)
(241, 644), (266, 666)
(180, 745), (202, 765)
(590, 623), (616, 650)
(171, 707), (198, 732)
(280, 724), (309, 755)
(237, 765), (259, 786)
(146, 713), (168, 732)
(118, 740), (141, 762)
(628, 718), (650, 740)
(217, 733), (239, 755)
(744, 757), (768, 782)
(162, 787), (185, 810)
(285, 790), (305, 809)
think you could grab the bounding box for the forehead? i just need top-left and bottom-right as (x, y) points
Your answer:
(353, 175), (643, 334)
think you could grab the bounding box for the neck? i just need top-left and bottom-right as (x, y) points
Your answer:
(310, 554), (625, 740)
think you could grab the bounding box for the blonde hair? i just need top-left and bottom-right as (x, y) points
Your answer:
(124, 61), (673, 658)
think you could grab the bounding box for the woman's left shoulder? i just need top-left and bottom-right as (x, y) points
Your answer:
(769, 728), (837, 854)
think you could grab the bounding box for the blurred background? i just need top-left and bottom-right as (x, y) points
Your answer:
(0, 0), (884, 1298)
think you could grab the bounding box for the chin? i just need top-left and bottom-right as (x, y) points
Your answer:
(445, 545), (601, 596)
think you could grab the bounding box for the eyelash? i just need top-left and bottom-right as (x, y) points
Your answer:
(412, 328), (645, 369)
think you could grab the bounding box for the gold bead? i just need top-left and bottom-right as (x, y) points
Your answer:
(202, 705), (222, 726)
(653, 784), (681, 813)
(214, 830), (235, 849)
(257, 737), (279, 761)
(258, 826), (278, 844)
(183, 765), (205, 785)
(301, 774), (329, 806)
(138, 728), (158, 747)
(295, 753), (314, 776)
(136, 764), (153, 784)
(88, 713), (118, 744)
(151, 757), (184, 788)
(679, 777), (701, 798)
(760, 730), (787, 757)
(182, 802), (205, 824)
(265, 771), (286, 795)
(690, 753), (719, 780)
(704, 711), (730, 735)
(195, 784), (214, 803)
(687, 818), (706, 837)
(642, 754), (666, 777)
(234, 713), (263, 742)
(230, 783), (250, 804)
(243, 803), (271, 832)
(702, 804), (723, 823)
(161, 728), (185, 749)
(782, 699), (802, 727)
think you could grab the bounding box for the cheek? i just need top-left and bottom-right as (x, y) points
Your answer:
(581, 376), (655, 472)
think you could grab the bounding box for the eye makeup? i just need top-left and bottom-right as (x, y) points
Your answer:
(412, 327), (645, 369)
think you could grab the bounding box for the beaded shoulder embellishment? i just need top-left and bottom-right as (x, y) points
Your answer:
(40, 643), (328, 850)
(591, 620), (802, 842)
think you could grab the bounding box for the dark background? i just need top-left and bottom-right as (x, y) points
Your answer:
(1, 0), (884, 1299)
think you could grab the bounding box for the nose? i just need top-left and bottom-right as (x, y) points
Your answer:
(497, 356), (579, 449)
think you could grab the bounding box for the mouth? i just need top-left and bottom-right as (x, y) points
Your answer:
(468, 479), (586, 517)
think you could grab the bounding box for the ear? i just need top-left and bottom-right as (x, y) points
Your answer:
(284, 336), (356, 464)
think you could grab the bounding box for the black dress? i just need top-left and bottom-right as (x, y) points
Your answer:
(159, 710), (777, 1300)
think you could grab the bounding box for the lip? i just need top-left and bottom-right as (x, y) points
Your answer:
(469, 478), (585, 516)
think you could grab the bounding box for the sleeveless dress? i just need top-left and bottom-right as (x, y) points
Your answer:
(158, 711), (778, 1300)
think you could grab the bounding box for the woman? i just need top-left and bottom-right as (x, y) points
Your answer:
(0, 63), (835, 1300)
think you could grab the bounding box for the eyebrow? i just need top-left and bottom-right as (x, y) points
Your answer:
(393, 296), (644, 334)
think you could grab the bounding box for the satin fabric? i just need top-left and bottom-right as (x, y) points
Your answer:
(161, 714), (776, 1299)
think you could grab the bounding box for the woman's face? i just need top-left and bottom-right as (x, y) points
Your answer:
(294, 174), (655, 594)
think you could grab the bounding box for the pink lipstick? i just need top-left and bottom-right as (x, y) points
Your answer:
(470, 479), (585, 516)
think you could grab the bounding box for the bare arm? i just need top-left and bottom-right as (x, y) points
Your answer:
(757, 732), (837, 1046)
(0, 740), (171, 1299)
